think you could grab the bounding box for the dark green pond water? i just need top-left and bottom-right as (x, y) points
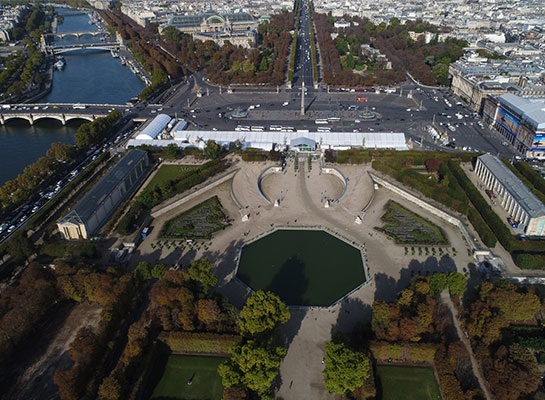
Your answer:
(237, 230), (366, 306)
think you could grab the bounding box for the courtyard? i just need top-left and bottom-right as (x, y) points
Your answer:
(133, 155), (489, 400)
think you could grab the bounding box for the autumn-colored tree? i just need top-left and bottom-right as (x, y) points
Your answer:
(97, 374), (122, 400)
(486, 344), (540, 400)
(197, 299), (221, 327)
(223, 386), (247, 400)
(54, 367), (82, 400)
(69, 326), (100, 365)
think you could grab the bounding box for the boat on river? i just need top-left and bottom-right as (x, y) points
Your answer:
(54, 60), (65, 70)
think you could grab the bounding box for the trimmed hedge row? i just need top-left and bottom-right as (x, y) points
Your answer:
(370, 340), (436, 362)
(502, 160), (545, 205)
(516, 253), (545, 270)
(40, 242), (97, 258)
(515, 162), (545, 194)
(448, 161), (545, 252)
(167, 331), (241, 354)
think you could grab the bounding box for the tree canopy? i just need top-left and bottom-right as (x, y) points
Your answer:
(218, 340), (286, 397)
(239, 290), (290, 336)
(322, 341), (370, 395)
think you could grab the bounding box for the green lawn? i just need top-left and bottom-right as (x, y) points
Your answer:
(377, 365), (442, 400)
(146, 165), (199, 192)
(151, 355), (225, 400)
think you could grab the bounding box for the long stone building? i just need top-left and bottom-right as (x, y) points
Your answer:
(475, 153), (545, 236)
(57, 150), (149, 240)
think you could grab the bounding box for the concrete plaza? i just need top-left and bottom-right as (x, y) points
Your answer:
(133, 156), (484, 399)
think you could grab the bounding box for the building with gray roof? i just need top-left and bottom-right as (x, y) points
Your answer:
(57, 150), (149, 240)
(162, 10), (257, 35)
(475, 153), (545, 236)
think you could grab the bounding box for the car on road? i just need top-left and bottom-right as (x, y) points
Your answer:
(282, 101), (289, 106)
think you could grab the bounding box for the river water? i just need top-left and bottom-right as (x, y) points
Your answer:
(0, 8), (145, 185)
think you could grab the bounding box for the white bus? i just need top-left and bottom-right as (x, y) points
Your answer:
(327, 117), (341, 123)
(73, 104), (86, 110)
(315, 119), (328, 125)
(269, 125), (282, 131)
(317, 127), (331, 133)
(251, 126), (264, 132)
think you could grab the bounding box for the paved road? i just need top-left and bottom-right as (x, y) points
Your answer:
(441, 290), (493, 400)
(292, 0), (315, 87)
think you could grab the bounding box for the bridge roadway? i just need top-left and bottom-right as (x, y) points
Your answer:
(51, 42), (119, 53)
(47, 30), (107, 39)
(0, 103), (131, 125)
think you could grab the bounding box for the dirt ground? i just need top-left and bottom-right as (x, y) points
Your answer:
(1, 301), (102, 400)
(130, 156), (482, 400)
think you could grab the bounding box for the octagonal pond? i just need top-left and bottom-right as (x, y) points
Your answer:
(236, 229), (367, 306)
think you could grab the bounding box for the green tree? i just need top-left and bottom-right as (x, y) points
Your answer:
(323, 341), (370, 395)
(239, 290), (290, 337)
(164, 143), (179, 159)
(204, 140), (221, 159)
(5, 230), (35, 262)
(133, 261), (151, 281)
(186, 258), (218, 293)
(47, 142), (75, 162)
(259, 57), (269, 72)
(447, 271), (467, 296)
(218, 340), (286, 397)
(429, 273), (448, 296)
(160, 26), (180, 42)
(151, 264), (167, 279)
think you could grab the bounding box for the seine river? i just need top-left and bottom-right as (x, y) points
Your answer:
(0, 8), (145, 185)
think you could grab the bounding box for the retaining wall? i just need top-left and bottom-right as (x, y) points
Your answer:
(256, 165), (282, 204)
(369, 173), (477, 251)
(322, 166), (348, 202)
(151, 169), (239, 218)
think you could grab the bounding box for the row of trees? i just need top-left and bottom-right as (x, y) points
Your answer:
(98, 9), (182, 100)
(53, 261), (138, 400)
(0, 110), (121, 214)
(0, 263), (57, 363)
(218, 290), (290, 399)
(314, 14), (466, 87)
(0, 5), (50, 99)
(464, 281), (542, 399)
(161, 12), (294, 86)
(372, 272), (466, 343)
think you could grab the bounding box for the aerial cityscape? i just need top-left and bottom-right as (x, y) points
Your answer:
(1, 0), (545, 399)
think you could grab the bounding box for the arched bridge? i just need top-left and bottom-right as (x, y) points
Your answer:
(0, 103), (131, 126)
(51, 42), (119, 54)
(0, 113), (96, 126)
(50, 30), (107, 39)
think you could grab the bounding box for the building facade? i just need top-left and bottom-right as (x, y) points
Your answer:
(162, 11), (257, 35)
(475, 154), (545, 236)
(57, 150), (149, 240)
(482, 93), (545, 158)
